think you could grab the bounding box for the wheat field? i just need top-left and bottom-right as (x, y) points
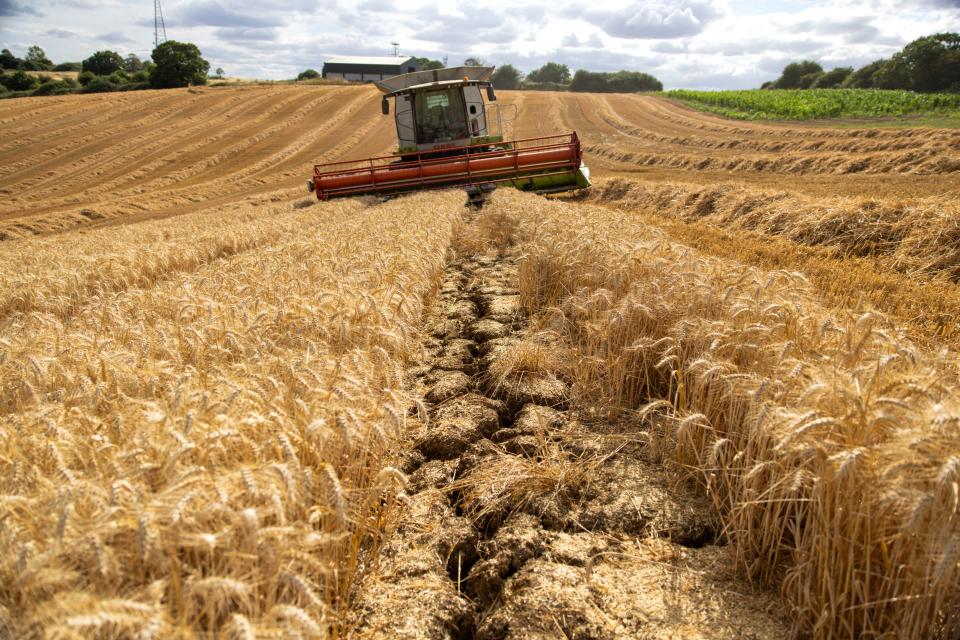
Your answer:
(1, 83), (959, 638)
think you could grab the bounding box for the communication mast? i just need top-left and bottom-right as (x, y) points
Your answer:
(154, 0), (167, 49)
(391, 42), (400, 57)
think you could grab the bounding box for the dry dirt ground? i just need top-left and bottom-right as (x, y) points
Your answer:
(348, 232), (789, 639)
(4, 84), (959, 638)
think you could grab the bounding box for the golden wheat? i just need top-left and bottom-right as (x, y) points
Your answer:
(0, 190), (462, 637)
(483, 188), (960, 639)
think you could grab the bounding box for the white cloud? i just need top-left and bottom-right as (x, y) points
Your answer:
(584, 0), (728, 39)
(0, 0), (956, 88)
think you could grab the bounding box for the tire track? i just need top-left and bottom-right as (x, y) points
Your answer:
(1, 88), (330, 208)
(0, 91), (188, 161)
(1, 88), (327, 199)
(0, 88), (392, 238)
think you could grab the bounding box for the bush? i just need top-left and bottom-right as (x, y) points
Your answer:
(569, 69), (662, 93)
(131, 70), (149, 83)
(61, 77), (78, 88)
(52, 62), (82, 71)
(297, 69), (320, 80)
(82, 76), (116, 93)
(149, 40), (209, 88)
(116, 82), (149, 92)
(0, 84), (10, 97)
(77, 71), (95, 86)
(32, 81), (74, 96)
(108, 70), (129, 85)
(520, 80), (569, 91)
(1, 70), (39, 91)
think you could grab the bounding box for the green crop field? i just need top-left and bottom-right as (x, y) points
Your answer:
(666, 88), (960, 121)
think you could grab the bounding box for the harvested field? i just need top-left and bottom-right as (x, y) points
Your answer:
(2, 85), (959, 638)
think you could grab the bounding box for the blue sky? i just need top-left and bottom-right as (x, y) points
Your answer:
(0, 0), (957, 88)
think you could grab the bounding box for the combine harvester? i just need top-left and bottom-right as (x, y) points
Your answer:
(308, 66), (590, 206)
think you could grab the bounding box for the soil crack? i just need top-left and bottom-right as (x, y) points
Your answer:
(348, 211), (789, 640)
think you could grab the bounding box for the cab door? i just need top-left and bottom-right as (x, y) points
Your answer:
(463, 85), (487, 138)
(395, 94), (415, 150)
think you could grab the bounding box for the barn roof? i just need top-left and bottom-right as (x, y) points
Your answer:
(324, 56), (415, 66)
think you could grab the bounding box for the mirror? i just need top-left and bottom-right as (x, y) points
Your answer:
(486, 85), (496, 101)
(381, 97), (390, 115)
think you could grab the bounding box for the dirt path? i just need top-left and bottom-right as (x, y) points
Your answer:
(349, 212), (789, 639)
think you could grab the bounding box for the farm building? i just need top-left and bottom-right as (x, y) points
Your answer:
(322, 56), (421, 82)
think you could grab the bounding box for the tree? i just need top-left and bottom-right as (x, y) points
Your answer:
(527, 62), (571, 85)
(52, 62), (82, 71)
(570, 69), (601, 92)
(872, 58), (911, 90)
(297, 69), (320, 80)
(149, 40), (210, 88)
(412, 56), (444, 70)
(897, 33), (960, 92)
(811, 67), (852, 89)
(842, 60), (884, 89)
(772, 60), (824, 89)
(215, 67), (224, 79)
(463, 57), (486, 67)
(0, 48), (21, 70)
(797, 71), (824, 89)
(24, 45), (52, 70)
(124, 53), (145, 73)
(83, 50), (124, 76)
(492, 64), (522, 89)
(607, 70), (662, 92)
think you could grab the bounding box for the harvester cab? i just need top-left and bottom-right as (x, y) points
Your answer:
(309, 66), (590, 206)
(379, 66), (505, 159)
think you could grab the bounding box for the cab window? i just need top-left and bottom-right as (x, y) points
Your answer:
(414, 88), (468, 144)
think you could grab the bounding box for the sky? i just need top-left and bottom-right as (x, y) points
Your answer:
(0, 0), (957, 89)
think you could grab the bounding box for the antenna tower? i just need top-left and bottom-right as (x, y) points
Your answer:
(391, 41), (400, 57)
(154, 0), (167, 49)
